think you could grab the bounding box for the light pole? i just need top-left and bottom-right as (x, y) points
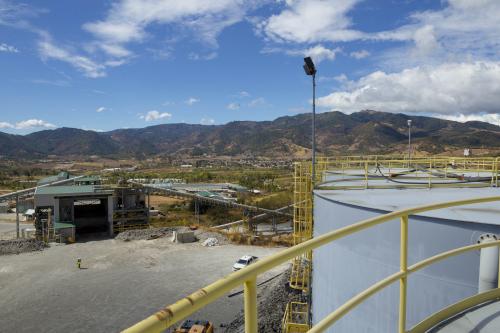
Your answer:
(303, 56), (317, 328)
(407, 119), (412, 167)
(303, 57), (317, 182)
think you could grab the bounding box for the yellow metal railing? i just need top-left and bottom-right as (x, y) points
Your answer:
(316, 156), (500, 189)
(282, 302), (310, 333)
(122, 194), (500, 333)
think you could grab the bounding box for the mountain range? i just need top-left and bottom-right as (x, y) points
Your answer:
(1, 110), (500, 159)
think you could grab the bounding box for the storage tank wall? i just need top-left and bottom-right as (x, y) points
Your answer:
(312, 192), (500, 332)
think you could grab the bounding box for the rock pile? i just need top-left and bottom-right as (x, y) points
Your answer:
(115, 227), (175, 241)
(194, 230), (228, 245)
(0, 239), (46, 256)
(201, 237), (219, 247)
(223, 268), (305, 333)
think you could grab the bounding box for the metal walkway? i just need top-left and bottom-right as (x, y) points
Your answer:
(129, 181), (292, 218)
(432, 300), (500, 332)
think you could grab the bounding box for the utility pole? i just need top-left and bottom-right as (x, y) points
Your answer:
(16, 194), (20, 238)
(303, 56), (317, 328)
(407, 119), (412, 167)
(312, 72), (316, 182)
(303, 57), (317, 183)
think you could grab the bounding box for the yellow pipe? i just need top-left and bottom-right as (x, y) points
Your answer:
(408, 288), (500, 333)
(399, 215), (408, 333)
(123, 194), (500, 333)
(244, 278), (258, 333)
(407, 240), (500, 274)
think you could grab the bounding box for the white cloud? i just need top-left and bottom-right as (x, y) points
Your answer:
(188, 52), (217, 61)
(141, 110), (172, 122)
(317, 61), (500, 118)
(185, 97), (200, 106)
(258, 0), (363, 43)
(96, 106), (107, 113)
(98, 43), (132, 57)
(0, 0), (47, 29)
(248, 97), (267, 107)
(412, 25), (439, 56)
(0, 122), (14, 129)
(227, 102), (240, 110)
(440, 113), (500, 125)
(258, 0), (500, 67)
(280, 44), (341, 63)
(83, 0), (259, 57)
(238, 91), (250, 98)
(0, 42), (18, 53)
(37, 35), (106, 78)
(350, 49), (370, 59)
(200, 118), (215, 125)
(14, 119), (56, 129)
(318, 73), (348, 83)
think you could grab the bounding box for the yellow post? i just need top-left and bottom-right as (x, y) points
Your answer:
(244, 277), (258, 333)
(364, 161), (369, 189)
(498, 245), (500, 289)
(399, 215), (409, 333)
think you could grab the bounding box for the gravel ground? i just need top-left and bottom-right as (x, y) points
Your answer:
(224, 268), (306, 333)
(0, 237), (286, 333)
(0, 238), (46, 256)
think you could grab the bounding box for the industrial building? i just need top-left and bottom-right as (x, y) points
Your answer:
(34, 185), (115, 237)
(33, 183), (148, 241)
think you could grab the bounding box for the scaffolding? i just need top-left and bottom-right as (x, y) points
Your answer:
(282, 302), (310, 333)
(283, 162), (314, 332)
(283, 155), (500, 332)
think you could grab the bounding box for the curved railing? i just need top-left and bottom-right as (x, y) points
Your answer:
(122, 195), (500, 333)
(315, 156), (500, 189)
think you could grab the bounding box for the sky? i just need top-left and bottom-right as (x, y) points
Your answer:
(1, 0), (500, 134)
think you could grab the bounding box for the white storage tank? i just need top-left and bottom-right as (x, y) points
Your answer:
(312, 184), (500, 332)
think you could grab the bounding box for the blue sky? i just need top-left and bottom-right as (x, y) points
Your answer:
(1, 0), (500, 134)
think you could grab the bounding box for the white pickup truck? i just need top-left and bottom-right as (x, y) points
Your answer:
(232, 255), (258, 271)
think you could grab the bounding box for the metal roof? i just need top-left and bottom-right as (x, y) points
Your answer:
(35, 185), (112, 196)
(75, 175), (101, 182)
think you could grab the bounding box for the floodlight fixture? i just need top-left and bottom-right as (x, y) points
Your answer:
(303, 57), (317, 76)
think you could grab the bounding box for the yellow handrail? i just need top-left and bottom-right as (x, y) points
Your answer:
(123, 194), (500, 333)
